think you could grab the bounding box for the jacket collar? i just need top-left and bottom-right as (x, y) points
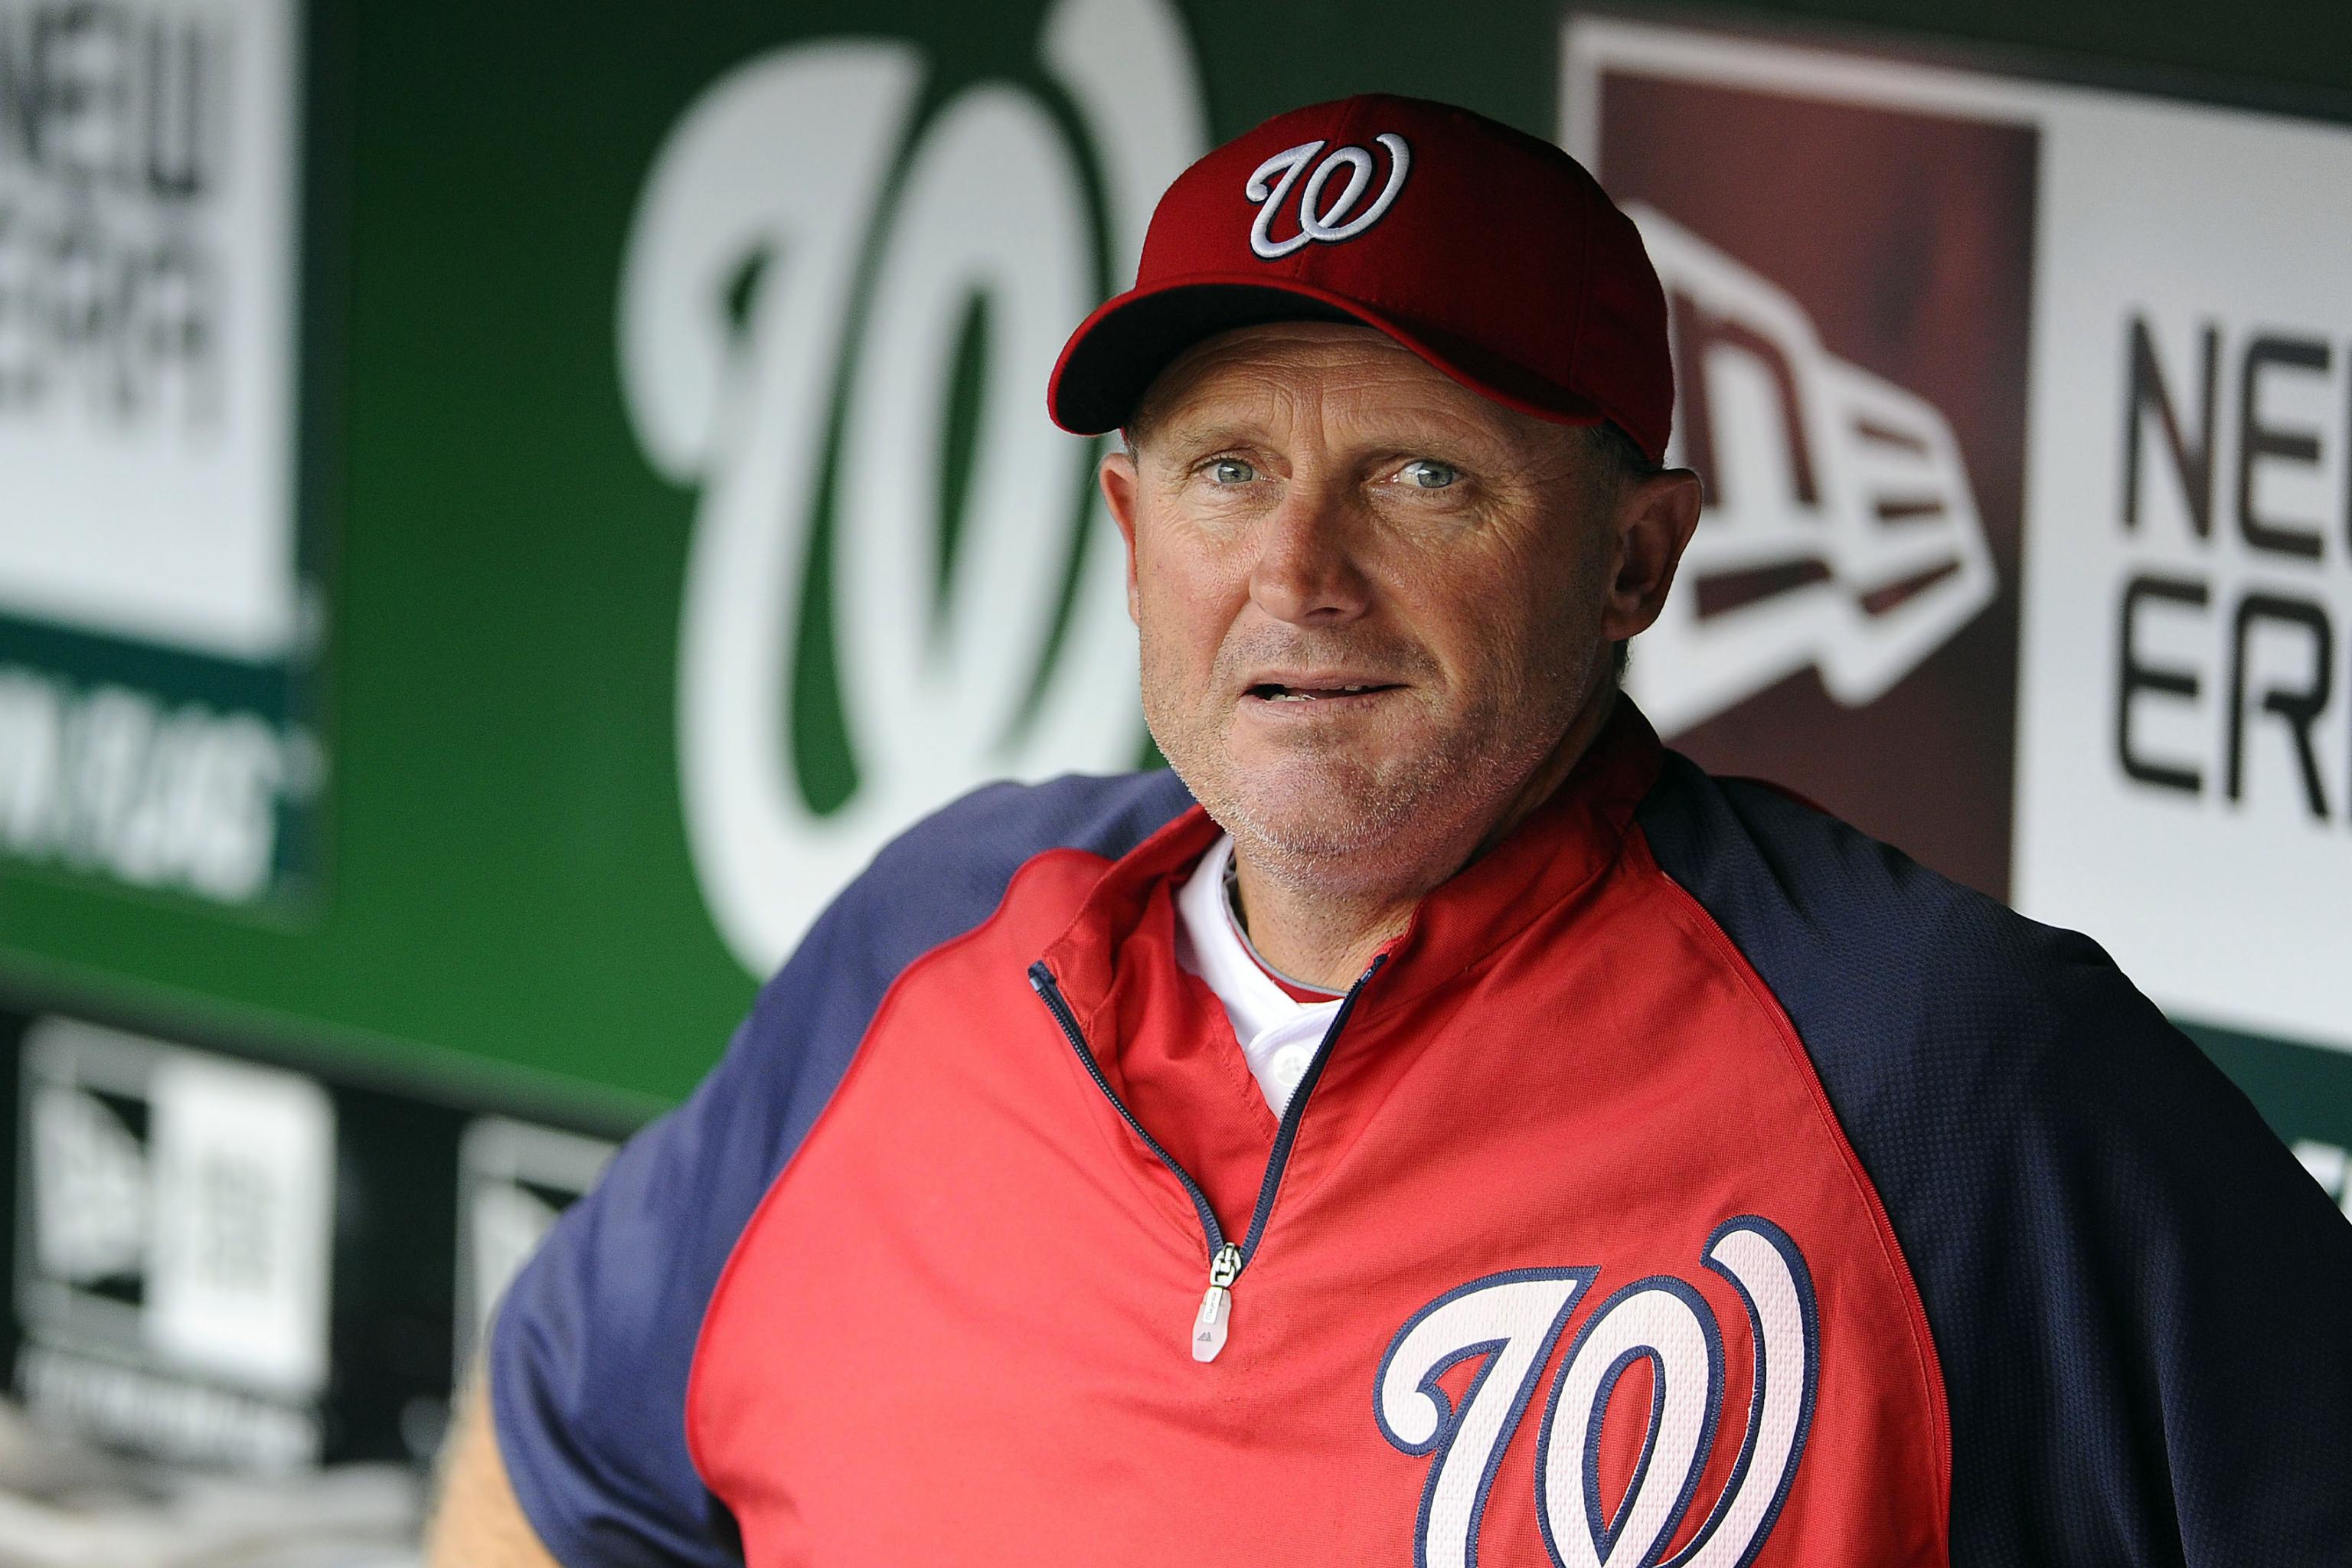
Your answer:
(1040, 695), (1663, 1021)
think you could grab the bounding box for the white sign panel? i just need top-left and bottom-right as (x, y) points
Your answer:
(18, 1016), (335, 1455)
(0, 0), (305, 660)
(453, 1114), (614, 1378)
(1566, 18), (2352, 1056)
(143, 1050), (335, 1396)
(2017, 102), (2352, 1054)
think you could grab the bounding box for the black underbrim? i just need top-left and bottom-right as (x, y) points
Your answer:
(1049, 285), (1363, 435)
(1049, 278), (1615, 446)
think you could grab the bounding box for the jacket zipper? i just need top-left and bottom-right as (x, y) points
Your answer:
(1027, 953), (1387, 1363)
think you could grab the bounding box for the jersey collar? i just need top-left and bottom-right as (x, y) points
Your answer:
(1040, 695), (1664, 1022)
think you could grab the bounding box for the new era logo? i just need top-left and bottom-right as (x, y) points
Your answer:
(1627, 206), (1998, 737)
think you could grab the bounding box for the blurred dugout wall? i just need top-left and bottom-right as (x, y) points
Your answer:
(2, 0), (2350, 1472)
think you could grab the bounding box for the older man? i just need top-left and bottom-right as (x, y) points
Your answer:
(433, 96), (2352, 1566)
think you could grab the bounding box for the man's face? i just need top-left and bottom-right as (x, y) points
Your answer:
(1099, 321), (1637, 874)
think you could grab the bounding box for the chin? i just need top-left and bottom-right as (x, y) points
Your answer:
(1210, 746), (1450, 864)
(1149, 694), (1504, 867)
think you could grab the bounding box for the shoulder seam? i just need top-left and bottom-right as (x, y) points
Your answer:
(1628, 823), (1955, 1546)
(681, 840), (1091, 1495)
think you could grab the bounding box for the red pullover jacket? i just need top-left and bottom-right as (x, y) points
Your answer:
(492, 701), (2352, 1566)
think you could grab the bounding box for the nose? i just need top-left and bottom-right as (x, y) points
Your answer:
(1246, 482), (1374, 627)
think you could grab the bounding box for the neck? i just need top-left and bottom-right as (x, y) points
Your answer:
(1227, 687), (1619, 990)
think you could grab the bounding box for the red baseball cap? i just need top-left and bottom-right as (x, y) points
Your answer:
(1047, 93), (1674, 462)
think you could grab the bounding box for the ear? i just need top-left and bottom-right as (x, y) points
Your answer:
(1599, 469), (1704, 642)
(1099, 446), (1145, 626)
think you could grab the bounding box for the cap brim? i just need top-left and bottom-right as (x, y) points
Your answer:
(1047, 274), (1612, 439)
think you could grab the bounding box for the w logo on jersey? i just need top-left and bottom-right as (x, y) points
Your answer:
(1376, 1217), (1818, 1568)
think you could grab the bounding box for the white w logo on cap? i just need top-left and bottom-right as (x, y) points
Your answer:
(1246, 133), (1412, 259)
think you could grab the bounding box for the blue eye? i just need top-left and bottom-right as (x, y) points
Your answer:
(1400, 459), (1458, 489)
(1208, 457), (1256, 485)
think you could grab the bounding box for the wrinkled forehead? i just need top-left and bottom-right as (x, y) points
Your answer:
(1126, 320), (1557, 456)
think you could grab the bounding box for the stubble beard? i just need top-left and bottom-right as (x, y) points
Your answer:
(1142, 625), (1600, 894)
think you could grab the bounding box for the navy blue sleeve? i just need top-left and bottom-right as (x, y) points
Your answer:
(1638, 753), (2352, 1566)
(488, 769), (1192, 1567)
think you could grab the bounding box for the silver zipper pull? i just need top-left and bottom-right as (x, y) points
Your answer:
(1192, 1243), (1243, 1362)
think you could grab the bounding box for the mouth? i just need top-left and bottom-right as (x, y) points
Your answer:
(1242, 680), (1404, 705)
